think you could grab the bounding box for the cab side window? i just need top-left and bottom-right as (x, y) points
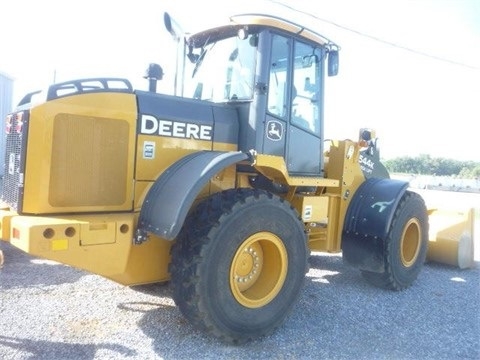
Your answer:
(267, 34), (321, 134)
(267, 35), (290, 118)
(291, 41), (321, 133)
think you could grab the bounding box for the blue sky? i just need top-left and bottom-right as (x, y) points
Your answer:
(1, 0), (479, 161)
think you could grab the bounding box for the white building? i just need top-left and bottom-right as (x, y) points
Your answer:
(0, 72), (14, 177)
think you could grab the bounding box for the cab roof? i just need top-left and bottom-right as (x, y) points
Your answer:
(187, 13), (336, 49)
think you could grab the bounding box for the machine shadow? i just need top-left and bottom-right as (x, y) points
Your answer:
(124, 251), (480, 358)
(0, 242), (85, 289)
(125, 252), (372, 357)
(0, 335), (136, 359)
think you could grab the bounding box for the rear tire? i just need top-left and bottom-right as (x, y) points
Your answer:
(169, 188), (308, 343)
(361, 191), (428, 290)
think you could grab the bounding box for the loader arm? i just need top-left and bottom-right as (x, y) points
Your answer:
(137, 150), (250, 241)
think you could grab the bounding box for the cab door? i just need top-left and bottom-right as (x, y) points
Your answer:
(263, 33), (325, 176)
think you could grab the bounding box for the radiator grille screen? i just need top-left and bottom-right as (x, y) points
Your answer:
(1, 111), (29, 211)
(49, 114), (129, 207)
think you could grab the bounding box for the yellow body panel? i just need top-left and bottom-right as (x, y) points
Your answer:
(291, 195), (329, 223)
(4, 211), (171, 285)
(135, 134), (212, 180)
(252, 141), (367, 253)
(210, 142), (238, 194)
(314, 141), (367, 252)
(0, 208), (16, 240)
(23, 93), (137, 213)
(133, 181), (151, 211)
(254, 154), (339, 187)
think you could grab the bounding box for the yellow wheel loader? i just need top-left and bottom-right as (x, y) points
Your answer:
(0, 12), (474, 343)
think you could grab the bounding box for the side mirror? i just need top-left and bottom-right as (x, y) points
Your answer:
(328, 50), (339, 77)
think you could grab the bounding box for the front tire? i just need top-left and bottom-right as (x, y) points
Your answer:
(361, 191), (428, 290)
(169, 189), (308, 343)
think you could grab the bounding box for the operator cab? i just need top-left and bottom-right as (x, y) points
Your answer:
(167, 13), (339, 177)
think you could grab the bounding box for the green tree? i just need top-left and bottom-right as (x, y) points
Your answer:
(384, 155), (480, 178)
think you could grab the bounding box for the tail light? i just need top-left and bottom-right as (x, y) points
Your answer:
(5, 112), (25, 134)
(15, 112), (24, 134)
(5, 114), (12, 134)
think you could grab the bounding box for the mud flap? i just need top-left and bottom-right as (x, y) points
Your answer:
(342, 178), (409, 272)
(138, 151), (249, 240)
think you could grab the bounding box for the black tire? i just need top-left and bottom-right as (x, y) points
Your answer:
(361, 191), (428, 290)
(169, 188), (308, 344)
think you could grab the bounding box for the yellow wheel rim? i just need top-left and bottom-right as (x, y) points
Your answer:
(400, 218), (422, 267)
(230, 232), (288, 308)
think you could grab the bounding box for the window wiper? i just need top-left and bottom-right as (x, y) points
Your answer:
(191, 37), (215, 78)
(192, 48), (208, 78)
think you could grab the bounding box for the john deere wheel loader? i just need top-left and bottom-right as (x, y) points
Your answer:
(0, 12), (474, 343)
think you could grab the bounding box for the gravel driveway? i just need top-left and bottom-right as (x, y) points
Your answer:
(1, 237), (479, 359)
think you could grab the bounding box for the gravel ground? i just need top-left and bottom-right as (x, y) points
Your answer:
(1, 190), (479, 360)
(1, 242), (479, 360)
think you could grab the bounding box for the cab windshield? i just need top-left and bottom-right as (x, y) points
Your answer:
(183, 33), (257, 102)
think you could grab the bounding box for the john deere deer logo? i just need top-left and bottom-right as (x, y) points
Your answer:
(266, 120), (283, 141)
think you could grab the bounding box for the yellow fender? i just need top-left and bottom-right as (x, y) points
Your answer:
(427, 208), (475, 269)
